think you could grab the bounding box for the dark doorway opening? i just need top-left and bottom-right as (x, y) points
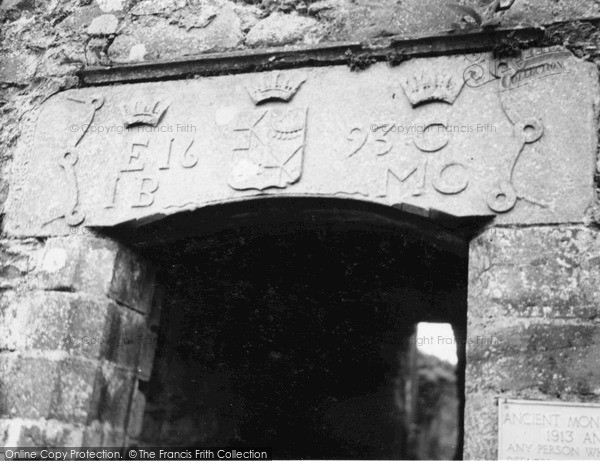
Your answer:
(113, 198), (470, 459)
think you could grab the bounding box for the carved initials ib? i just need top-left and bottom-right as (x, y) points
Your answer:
(132, 177), (159, 208)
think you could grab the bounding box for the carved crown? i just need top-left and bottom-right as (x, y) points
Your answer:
(247, 71), (306, 104)
(400, 73), (463, 106)
(122, 100), (169, 127)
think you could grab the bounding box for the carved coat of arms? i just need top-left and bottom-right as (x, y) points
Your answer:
(229, 72), (307, 191)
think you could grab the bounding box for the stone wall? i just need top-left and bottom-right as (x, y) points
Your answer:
(0, 236), (160, 446)
(2, 0), (600, 220)
(465, 226), (600, 459)
(3, 0), (600, 458)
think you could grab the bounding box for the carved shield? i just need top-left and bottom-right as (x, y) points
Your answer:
(229, 107), (307, 191)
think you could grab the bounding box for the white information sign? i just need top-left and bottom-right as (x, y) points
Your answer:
(499, 399), (600, 460)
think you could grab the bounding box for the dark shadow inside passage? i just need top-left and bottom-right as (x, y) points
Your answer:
(105, 198), (472, 459)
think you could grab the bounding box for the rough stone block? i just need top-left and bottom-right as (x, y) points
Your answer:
(130, 0), (187, 16)
(0, 418), (84, 447)
(0, 356), (60, 420)
(87, 14), (119, 36)
(0, 52), (38, 84)
(82, 420), (126, 448)
(82, 421), (105, 447)
(37, 237), (117, 293)
(109, 247), (156, 315)
(104, 304), (147, 368)
(37, 237), (156, 314)
(108, 4), (242, 63)
(462, 391), (498, 460)
(96, 0), (124, 13)
(245, 12), (319, 47)
(101, 429), (126, 448)
(0, 356), (137, 427)
(91, 364), (136, 431)
(127, 383), (146, 438)
(52, 360), (99, 424)
(469, 227), (600, 320)
(0, 239), (42, 289)
(465, 225), (600, 460)
(466, 321), (600, 394)
(0, 0), (36, 12)
(0, 291), (146, 368)
(0, 291), (105, 356)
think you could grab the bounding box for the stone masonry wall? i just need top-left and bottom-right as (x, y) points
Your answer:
(0, 235), (159, 447)
(2, 0), (600, 223)
(4, 0), (600, 457)
(465, 226), (600, 459)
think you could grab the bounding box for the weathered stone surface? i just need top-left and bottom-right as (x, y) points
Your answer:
(245, 12), (320, 47)
(130, 0), (187, 16)
(108, 3), (243, 62)
(127, 383), (146, 438)
(465, 226), (600, 460)
(5, 52), (598, 236)
(91, 364), (136, 430)
(0, 52), (38, 84)
(37, 237), (156, 313)
(82, 420), (126, 448)
(103, 305), (148, 368)
(0, 355), (136, 428)
(87, 14), (119, 36)
(0, 291), (145, 366)
(0, 418), (84, 447)
(96, 0), (125, 13)
(0, 356), (97, 423)
(469, 226), (600, 320)
(0, 239), (42, 289)
(37, 237), (115, 293)
(0, 356), (61, 419)
(109, 247), (156, 315)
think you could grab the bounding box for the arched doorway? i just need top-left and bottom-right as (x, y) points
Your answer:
(109, 197), (471, 459)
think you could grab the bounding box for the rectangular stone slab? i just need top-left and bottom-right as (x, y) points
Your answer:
(499, 399), (600, 460)
(5, 50), (598, 236)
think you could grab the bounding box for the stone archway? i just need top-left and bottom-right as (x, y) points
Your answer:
(2, 49), (599, 459)
(0, 197), (470, 457)
(110, 197), (470, 459)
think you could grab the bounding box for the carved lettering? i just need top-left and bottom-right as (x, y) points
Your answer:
(180, 139), (198, 168)
(105, 176), (120, 209)
(132, 177), (159, 208)
(347, 127), (368, 157)
(157, 137), (201, 170)
(414, 123), (450, 152)
(374, 134), (393, 156)
(158, 138), (173, 170)
(385, 159), (428, 198)
(121, 138), (148, 172)
(433, 162), (469, 195)
(347, 127), (393, 157)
